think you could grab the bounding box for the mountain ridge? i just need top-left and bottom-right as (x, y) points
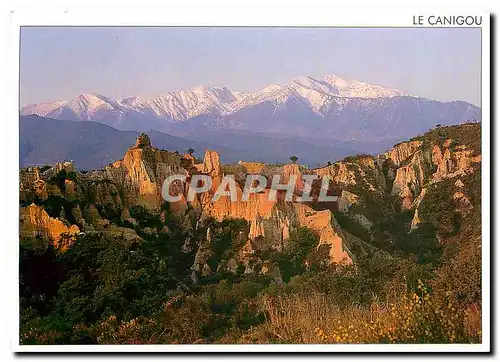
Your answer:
(21, 115), (382, 169)
(21, 72), (481, 143)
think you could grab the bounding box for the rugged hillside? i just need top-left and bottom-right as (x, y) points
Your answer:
(20, 122), (481, 269)
(20, 134), (353, 280)
(19, 123), (482, 345)
(316, 122), (481, 262)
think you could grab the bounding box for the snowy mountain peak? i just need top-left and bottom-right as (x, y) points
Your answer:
(76, 92), (104, 101)
(261, 84), (282, 93)
(21, 72), (414, 125)
(323, 73), (408, 98)
(323, 73), (351, 88)
(291, 75), (314, 85)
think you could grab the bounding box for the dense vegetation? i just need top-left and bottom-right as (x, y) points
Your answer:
(20, 197), (481, 344)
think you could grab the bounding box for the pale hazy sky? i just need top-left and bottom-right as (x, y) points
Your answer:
(20, 27), (481, 106)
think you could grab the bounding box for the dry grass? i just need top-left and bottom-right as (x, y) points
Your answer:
(237, 280), (481, 344)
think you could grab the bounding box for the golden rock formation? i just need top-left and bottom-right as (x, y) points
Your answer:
(391, 150), (426, 210)
(386, 140), (423, 167)
(104, 134), (188, 210)
(195, 149), (352, 265)
(20, 203), (80, 251)
(313, 162), (357, 185)
(294, 203), (352, 265)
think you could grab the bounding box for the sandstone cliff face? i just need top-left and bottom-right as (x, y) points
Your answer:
(192, 149), (352, 265)
(409, 187), (427, 231)
(313, 162), (357, 186)
(305, 125), (481, 242)
(388, 136), (480, 212)
(20, 125), (480, 264)
(391, 150), (427, 210)
(103, 134), (188, 210)
(386, 141), (423, 167)
(20, 204), (80, 251)
(281, 164), (305, 192)
(431, 143), (481, 181)
(294, 203), (352, 264)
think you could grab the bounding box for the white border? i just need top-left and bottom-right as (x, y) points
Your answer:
(5, 3), (490, 354)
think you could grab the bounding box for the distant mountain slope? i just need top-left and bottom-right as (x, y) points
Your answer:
(208, 95), (479, 142)
(20, 115), (229, 170)
(20, 116), (376, 169)
(21, 73), (480, 142)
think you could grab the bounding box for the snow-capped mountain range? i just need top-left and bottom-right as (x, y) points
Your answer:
(21, 73), (408, 122)
(21, 73), (480, 143)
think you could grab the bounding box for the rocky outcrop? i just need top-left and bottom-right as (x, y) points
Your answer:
(453, 191), (474, 215)
(281, 164), (305, 192)
(431, 144), (481, 181)
(20, 167), (41, 190)
(19, 123), (482, 278)
(103, 134), (188, 210)
(386, 141), (422, 167)
(409, 187), (428, 231)
(337, 190), (359, 212)
(191, 228), (215, 282)
(294, 204), (352, 264)
(313, 162), (357, 185)
(20, 168), (49, 201)
(410, 208), (422, 231)
(391, 150), (426, 210)
(82, 179), (123, 211)
(387, 134), (481, 212)
(180, 153), (196, 170)
(134, 133), (152, 148)
(103, 225), (142, 244)
(249, 216), (266, 240)
(83, 204), (110, 229)
(40, 161), (76, 179)
(20, 203), (80, 251)
(195, 149), (352, 265)
(201, 150), (223, 187)
(63, 180), (83, 201)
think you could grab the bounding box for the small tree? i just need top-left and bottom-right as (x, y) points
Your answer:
(289, 156), (298, 164)
(187, 148), (195, 155)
